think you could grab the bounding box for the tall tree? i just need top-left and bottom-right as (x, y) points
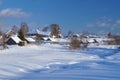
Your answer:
(50, 24), (61, 38)
(0, 30), (3, 35)
(2, 33), (6, 48)
(20, 22), (29, 35)
(0, 29), (7, 49)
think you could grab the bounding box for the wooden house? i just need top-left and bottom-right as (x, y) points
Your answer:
(6, 29), (16, 38)
(6, 35), (22, 45)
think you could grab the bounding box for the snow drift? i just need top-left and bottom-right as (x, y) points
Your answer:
(0, 43), (120, 80)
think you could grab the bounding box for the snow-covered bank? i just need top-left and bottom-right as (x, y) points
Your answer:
(88, 44), (120, 49)
(0, 43), (120, 80)
(0, 44), (100, 79)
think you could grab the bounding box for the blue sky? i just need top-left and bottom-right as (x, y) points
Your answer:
(0, 0), (120, 35)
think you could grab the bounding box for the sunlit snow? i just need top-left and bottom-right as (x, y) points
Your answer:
(0, 43), (120, 80)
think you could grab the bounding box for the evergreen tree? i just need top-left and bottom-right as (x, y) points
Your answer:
(18, 29), (25, 41)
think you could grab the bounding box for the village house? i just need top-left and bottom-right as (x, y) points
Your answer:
(6, 29), (16, 38)
(6, 35), (22, 45)
(25, 37), (36, 44)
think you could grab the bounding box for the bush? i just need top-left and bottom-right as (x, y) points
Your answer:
(70, 38), (80, 49)
(70, 38), (88, 49)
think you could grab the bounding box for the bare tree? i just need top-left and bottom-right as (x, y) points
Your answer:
(20, 22), (29, 35)
(0, 30), (3, 35)
(11, 25), (19, 34)
(70, 37), (81, 49)
(2, 34), (7, 48)
(50, 24), (61, 38)
(0, 30), (7, 49)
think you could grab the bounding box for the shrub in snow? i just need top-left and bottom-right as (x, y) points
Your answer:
(70, 37), (88, 50)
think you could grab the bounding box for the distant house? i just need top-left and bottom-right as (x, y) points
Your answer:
(6, 35), (22, 45)
(25, 37), (35, 44)
(6, 29), (16, 38)
(36, 29), (51, 37)
(43, 37), (50, 41)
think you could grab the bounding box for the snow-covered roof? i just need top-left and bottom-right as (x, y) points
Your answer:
(6, 29), (12, 35)
(41, 31), (50, 36)
(43, 37), (49, 41)
(9, 35), (22, 43)
(49, 38), (57, 42)
(36, 29), (50, 36)
(87, 39), (94, 43)
(25, 37), (35, 42)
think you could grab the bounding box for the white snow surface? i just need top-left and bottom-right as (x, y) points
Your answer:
(25, 37), (35, 42)
(0, 43), (120, 80)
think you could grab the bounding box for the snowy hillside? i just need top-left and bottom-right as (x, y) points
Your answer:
(0, 43), (120, 80)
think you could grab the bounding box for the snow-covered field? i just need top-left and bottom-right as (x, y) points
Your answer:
(0, 43), (120, 80)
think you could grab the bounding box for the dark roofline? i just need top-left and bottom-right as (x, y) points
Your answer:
(26, 33), (48, 37)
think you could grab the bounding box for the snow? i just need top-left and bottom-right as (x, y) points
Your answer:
(88, 44), (120, 49)
(25, 37), (35, 42)
(49, 38), (69, 43)
(36, 29), (50, 36)
(0, 43), (120, 80)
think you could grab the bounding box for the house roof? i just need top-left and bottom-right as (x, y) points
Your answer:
(6, 29), (15, 36)
(25, 37), (35, 42)
(6, 35), (22, 43)
(36, 29), (50, 36)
